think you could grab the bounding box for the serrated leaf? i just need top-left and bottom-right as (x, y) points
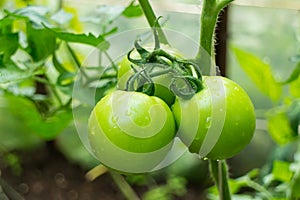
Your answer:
(266, 108), (297, 145)
(122, 1), (143, 18)
(272, 160), (293, 182)
(232, 46), (282, 101)
(45, 26), (109, 50)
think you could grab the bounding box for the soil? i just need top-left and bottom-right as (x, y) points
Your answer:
(1, 142), (205, 200)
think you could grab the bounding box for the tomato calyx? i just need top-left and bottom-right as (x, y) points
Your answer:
(125, 30), (203, 99)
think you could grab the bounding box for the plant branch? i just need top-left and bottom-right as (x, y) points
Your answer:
(110, 172), (140, 200)
(137, 0), (169, 44)
(195, 0), (233, 75)
(209, 160), (231, 200)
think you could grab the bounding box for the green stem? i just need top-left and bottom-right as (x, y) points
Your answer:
(195, 0), (233, 75)
(209, 160), (231, 200)
(137, 0), (169, 44)
(110, 172), (140, 200)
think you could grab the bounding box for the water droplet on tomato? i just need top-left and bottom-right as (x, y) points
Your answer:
(205, 117), (212, 128)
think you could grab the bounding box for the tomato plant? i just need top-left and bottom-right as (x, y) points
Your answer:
(172, 76), (256, 160)
(88, 90), (176, 173)
(117, 43), (183, 106)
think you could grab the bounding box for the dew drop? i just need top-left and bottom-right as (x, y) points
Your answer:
(203, 157), (209, 160)
(112, 116), (118, 123)
(205, 117), (212, 128)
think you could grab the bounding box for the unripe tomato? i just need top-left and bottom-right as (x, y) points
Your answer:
(172, 76), (256, 160)
(88, 90), (176, 173)
(117, 44), (183, 106)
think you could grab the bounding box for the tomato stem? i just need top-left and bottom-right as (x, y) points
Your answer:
(195, 0), (233, 75)
(126, 41), (203, 99)
(137, 0), (169, 45)
(209, 160), (232, 200)
(110, 172), (140, 200)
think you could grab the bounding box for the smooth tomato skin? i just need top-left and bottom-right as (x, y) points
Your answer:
(117, 44), (182, 106)
(88, 90), (176, 173)
(172, 76), (256, 160)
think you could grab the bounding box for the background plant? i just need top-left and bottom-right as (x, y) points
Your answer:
(0, 0), (300, 200)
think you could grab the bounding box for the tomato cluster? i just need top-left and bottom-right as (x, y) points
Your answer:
(88, 43), (256, 173)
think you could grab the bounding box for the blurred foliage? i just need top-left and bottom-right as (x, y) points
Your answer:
(0, 1), (300, 200)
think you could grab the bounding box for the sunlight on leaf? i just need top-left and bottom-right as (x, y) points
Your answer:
(290, 76), (300, 98)
(45, 27), (109, 51)
(266, 108), (296, 145)
(63, 6), (83, 32)
(232, 46), (282, 101)
(272, 160), (293, 182)
(5, 94), (72, 140)
(122, 1), (143, 18)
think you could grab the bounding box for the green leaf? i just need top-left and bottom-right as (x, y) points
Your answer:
(44, 27), (109, 50)
(266, 107), (297, 145)
(232, 46), (282, 101)
(6, 94), (72, 140)
(290, 76), (300, 98)
(279, 62), (300, 84)
(0, 67), (34, 83)
(0, 17), (14, 35)
(57, 72), (76, 86)
(52, 52), (69, 73)
(0, 33), (19, 62)
(13, 5), (51, 27)
(0, 95), (43, 150)
(31, 109), (73, 140)
(122, 1), (143, 18)
(26, 25), (57, 61)
(272, 160), (293, 182)
(291, 172), (300, 199)
(286, 100), (300, 134)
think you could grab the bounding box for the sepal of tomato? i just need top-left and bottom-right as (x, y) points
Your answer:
(117, 44), (183, 106)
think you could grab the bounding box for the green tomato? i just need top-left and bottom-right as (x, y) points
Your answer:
(117, 44), (183, 106)
(172, 76), (256, 160)
(88, 90), (176, 173)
